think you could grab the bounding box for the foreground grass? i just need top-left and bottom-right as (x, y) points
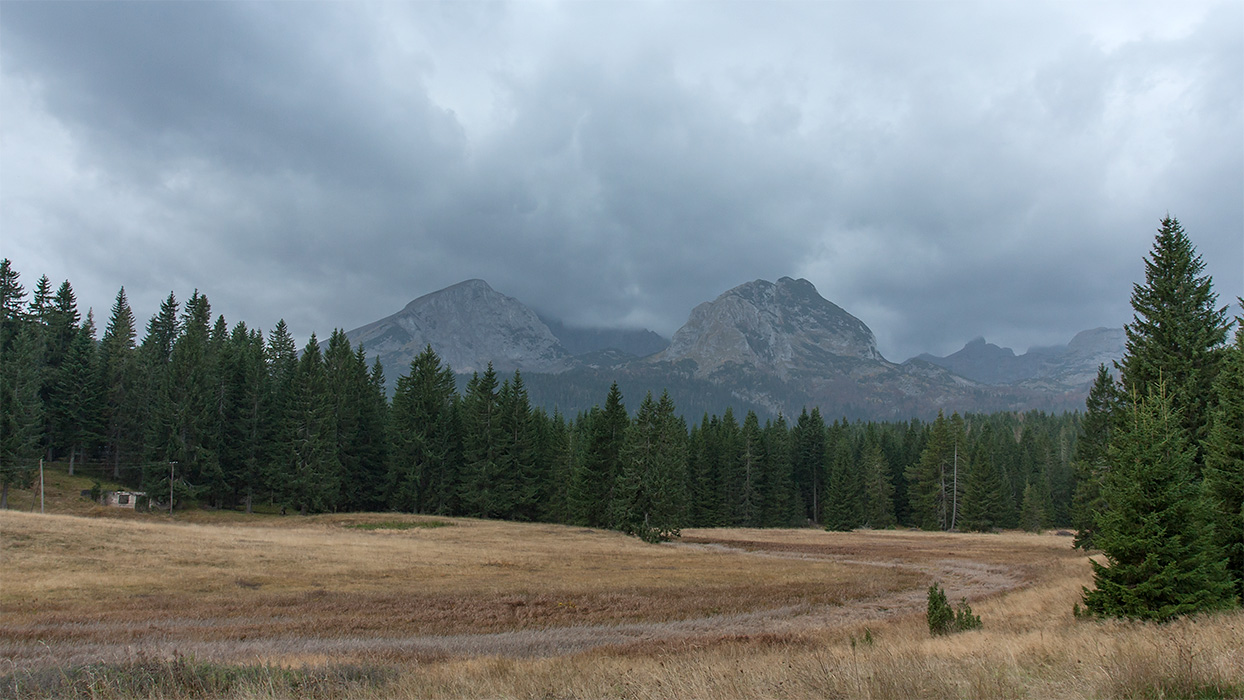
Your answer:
(2, 491), (1241, 699)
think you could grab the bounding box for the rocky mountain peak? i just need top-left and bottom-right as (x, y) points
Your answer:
(345, 279), (572, 377)
(656, 277), (883, 377)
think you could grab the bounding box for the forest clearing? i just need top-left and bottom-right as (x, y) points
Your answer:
(2, 481), (1241, 699)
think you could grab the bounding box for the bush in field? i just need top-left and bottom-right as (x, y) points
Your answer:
(927, 583), (981, 636)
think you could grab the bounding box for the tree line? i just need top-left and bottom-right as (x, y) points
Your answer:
(1, 259), (1083, 539)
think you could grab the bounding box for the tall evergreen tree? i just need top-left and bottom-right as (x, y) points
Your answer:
(390, 345), (459, 514)
(0, 324), (43, 507)
(791, 407), (826, 524)
(1071, 365), (1121, 548)
(460, 364), (505, 518)
(496, 371), (539, 520)
(1118, 216), (1230, 474)
(1082, 383), (1233, 620)
(611, 391), (687, 542)
(759, 414), (799, 527)
(959, 424), (1003, 532)
(1203, 305), (1244, 600)
(569, 382), (627, 527)
(283, 334), (340, 514)
(823, 423), (861, 531)
(906, 411), (966, 530)
(49, 314), (103, 473)
(0, 259), (26, 352)
(859, 439), (896, 529)
(97, 288), (143, 479)
(735, 411), (763, 527)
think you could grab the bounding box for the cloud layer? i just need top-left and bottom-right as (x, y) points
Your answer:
(3, 1), (1240, 361)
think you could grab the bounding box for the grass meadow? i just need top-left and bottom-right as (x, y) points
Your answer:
(1, 472), (1241, 699)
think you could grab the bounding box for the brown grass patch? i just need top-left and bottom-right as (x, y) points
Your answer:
(4, 503), (1240, 700)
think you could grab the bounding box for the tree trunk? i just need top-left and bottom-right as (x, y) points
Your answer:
(245, 490), (253, 515)
(1, 482), (8, 510)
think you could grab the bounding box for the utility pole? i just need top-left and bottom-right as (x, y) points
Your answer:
(169, 461), (177, 516)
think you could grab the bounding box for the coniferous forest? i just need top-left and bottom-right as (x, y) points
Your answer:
(2, 217), (1241, 617)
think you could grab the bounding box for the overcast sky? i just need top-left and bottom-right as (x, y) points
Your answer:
(3, 1), (1241, 362)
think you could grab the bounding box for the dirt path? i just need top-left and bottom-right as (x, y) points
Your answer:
(7, 538), (1034, 669)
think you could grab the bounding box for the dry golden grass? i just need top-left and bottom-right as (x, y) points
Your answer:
(2, 484), (1241, 700)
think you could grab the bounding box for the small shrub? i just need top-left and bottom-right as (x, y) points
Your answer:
(927, 582), (982, 636)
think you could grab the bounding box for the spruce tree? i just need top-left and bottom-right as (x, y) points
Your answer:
(1071, 365), (1121, 549)
(97, 288), (143, 479)
(791, 407), (826, 524)
(906, 411), (965, 530)
(283, 334), (340, 514)
(460, 364), (504, 518)
(735, 411), (763, 527)
(49, 315), (103, 473)
(611, 391), (687, 542)
(960, 425), (1003, 532)
(568, 382), (627, 527)
(1082, 383), (1233, 620)
(1203, 306), (1244, 601)
(859, 439), (896, 529)
(0, 325), (43, 507)
(823, 427), (860, 531)
(1118, 216), (1229, 474)
(389, 345), (459, 515)
(0, 259), (26, 353)
(759, 414), (800, 527)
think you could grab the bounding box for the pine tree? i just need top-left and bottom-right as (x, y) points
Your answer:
(496, 370), (539, 520)
(460, 365), (505, 518)
(859, 439), (896, 529)
(0, 325), (43, 507)
(1203, 306), (1244, 601)
(959, 425), (1003, 532)
(735, 411), (763, 527)
(0, 259), (27, 353)
(759, 414), (800, 527)
(569, 382), (628, 527)
(260, 320), (299, 506)
(791, 407), (826, 524)
(1082, 383), (1233, 620)
(906, 411), (965, 530)
(611, 391), (687, 542)
(97, 288), (143, 479)
(823, 425), (860, 531)
(49, 314), (103, 473)
(1118, 216), (1230, 474)
(1071, 365), (1121, 549)
(283, 334), (340, 515)
(389, 345), (459, 514)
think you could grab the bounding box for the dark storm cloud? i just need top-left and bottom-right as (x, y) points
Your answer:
(2, 1), (1240, 362)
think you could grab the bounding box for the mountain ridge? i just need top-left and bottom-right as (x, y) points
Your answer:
(343, 277), (1122, 419)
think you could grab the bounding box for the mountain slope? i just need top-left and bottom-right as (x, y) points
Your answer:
(344, 279), (573, 376)
(655, 277), (883, 379)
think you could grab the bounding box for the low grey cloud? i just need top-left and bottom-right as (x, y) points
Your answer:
(3, 1), (1240, 363)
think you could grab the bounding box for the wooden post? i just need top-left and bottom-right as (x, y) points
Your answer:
(39, 459), (44, 514)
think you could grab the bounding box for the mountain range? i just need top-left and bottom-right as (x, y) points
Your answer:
(343, 277), (1123, 420)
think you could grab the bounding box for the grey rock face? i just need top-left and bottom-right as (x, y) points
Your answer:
(657, 277), (883, 378)
(345, 279), (573, 377)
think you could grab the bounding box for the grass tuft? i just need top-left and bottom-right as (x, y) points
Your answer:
(0, 654), (394, 700)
